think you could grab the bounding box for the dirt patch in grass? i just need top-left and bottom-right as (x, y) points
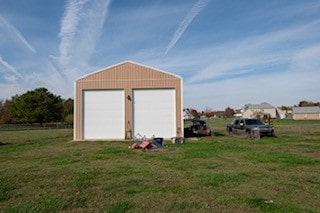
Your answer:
(0, 141), (8, 146)
(144, 147), (175, 153)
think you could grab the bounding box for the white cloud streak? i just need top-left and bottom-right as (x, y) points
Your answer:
(58, 0), (89, 67)
(165, 0), (209, 55)
(0, 15), (36, 53)
(57, 0), (111, 80)
(0, 56), (23, 80)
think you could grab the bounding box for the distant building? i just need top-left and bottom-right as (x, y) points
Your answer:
(234, 109), (242, 117)
(292, 106), (320, 120)
(242, 102), (286, 119)
(183, 108), (196, 120)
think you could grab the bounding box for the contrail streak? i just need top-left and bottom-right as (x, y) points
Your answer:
(0, 56), (23, 79)
(165, 0), (209, 55)
(0, 15), (37, 53)
(57, 0), (111, 79)
(58, 0), (111, 66)
(58, 0), (89, 66)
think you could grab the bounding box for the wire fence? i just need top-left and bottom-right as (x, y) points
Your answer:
(0, 123), (72, 131)
(0, 123), (73, 144)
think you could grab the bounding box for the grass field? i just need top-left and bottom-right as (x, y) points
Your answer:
(0, 119), (319, 212)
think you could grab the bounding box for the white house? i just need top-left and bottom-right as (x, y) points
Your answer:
(242, 102), (286, 119)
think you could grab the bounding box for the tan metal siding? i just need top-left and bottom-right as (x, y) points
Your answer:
(293, 113), (320, 120)
(75, 62), (183, 140)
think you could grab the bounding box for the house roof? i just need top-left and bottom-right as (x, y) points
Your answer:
(293, 106), (320, 114)
(245, 102), (275, 109)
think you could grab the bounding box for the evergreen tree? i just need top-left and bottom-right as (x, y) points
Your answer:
(9, 88), (63, 124)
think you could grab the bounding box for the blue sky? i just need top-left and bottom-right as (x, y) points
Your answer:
(1, 0), (319, 110)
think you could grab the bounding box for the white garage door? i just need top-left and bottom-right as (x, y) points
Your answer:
(83, 90), (125, 139)
(133, 89), (176, 138)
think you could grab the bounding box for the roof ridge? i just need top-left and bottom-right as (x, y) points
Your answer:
(75, 61), (182, 81)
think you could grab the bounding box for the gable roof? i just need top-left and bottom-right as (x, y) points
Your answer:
(76, 61), (182, 81)
(245, 102), (275, 110)
(293, 106), (320, 114)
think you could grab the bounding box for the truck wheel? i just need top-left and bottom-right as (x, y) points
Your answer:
(246, 131), (251, 139)
(191, 128), (195, 137)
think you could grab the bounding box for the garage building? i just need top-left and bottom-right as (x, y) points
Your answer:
(74, 61), (183, 140)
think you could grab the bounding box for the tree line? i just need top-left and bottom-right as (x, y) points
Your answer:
(185, 107), (236, 119)
(279, 101), (320, 110)
(0, 88), (73, 125)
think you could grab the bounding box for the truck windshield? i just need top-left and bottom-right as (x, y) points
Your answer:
(246, 119), (264, 125)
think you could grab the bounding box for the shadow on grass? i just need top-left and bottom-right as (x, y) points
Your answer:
(213, 132), (226, 137)
(106, 201), (137, 213)
(183, 131), (226, 139)
(246, 197), (305, 212)
(0, 141), (10, 146)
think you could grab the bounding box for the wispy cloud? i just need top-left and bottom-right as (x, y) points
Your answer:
(58, 0), (89, 67)
(165, 0), (209, 55)
(57, 0), (111, 80)
(144, 16), (320, 109)
(0, 56), (23, 80)
(183, 20), (320, 84)
(0, 15), (36, 53)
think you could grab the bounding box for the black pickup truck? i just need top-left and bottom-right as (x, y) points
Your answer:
(226, 118), (274, 138)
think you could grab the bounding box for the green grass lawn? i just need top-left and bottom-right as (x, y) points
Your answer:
(0, 120), (320, 212)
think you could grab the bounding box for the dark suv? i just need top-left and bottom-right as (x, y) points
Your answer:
(227, 118), (274, 138)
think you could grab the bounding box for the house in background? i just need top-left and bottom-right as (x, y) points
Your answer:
(234, 109), (242, 117)
(242, 102), (286, 119)
(183, 108), (195, 120)
(292, 106), (320, 120)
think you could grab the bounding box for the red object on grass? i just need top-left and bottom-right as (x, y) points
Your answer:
(140, 141), (150, 149)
